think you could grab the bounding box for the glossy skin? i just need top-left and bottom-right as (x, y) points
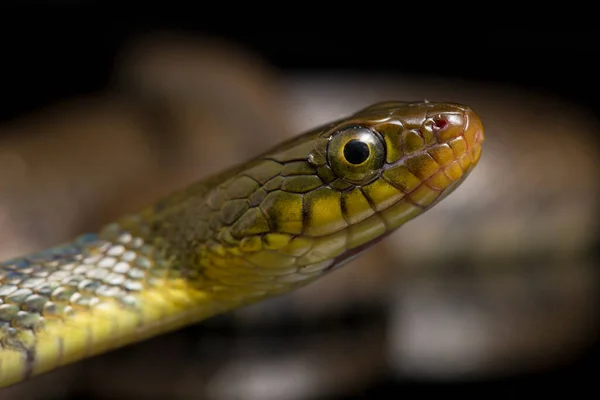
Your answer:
(0, 101), (484, 388)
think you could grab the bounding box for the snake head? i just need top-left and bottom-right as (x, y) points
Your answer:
(192, 101), (484, 288)
(298, 101), (483, 226)
(286, 101), (485, 268)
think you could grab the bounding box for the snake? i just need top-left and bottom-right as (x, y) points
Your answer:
(0, 101), (484, 388)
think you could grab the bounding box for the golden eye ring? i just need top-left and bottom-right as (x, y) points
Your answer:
(326, 126), (386, 185)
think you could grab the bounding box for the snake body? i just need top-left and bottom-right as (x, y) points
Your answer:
(0, 101), (484, 388)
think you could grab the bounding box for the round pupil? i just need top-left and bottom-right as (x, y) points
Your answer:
(343, 139), (370, 165)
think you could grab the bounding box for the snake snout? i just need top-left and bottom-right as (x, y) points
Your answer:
(463, 108), (484, 147)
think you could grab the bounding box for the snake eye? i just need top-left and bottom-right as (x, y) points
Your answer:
(327, 126), (386, 185)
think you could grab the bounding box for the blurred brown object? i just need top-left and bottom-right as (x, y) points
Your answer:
(0, 96), (153, 259)
(1, 35), (599, 399)
(0, 34), (288, 261)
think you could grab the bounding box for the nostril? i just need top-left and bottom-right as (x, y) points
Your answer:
(433, 118), (448, 131)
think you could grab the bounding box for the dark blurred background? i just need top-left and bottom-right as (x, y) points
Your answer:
(2, 19), (599, 122)
(0, 7), (599, 398)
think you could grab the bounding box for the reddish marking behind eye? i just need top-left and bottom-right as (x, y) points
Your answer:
(433, 118), (448, 131)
